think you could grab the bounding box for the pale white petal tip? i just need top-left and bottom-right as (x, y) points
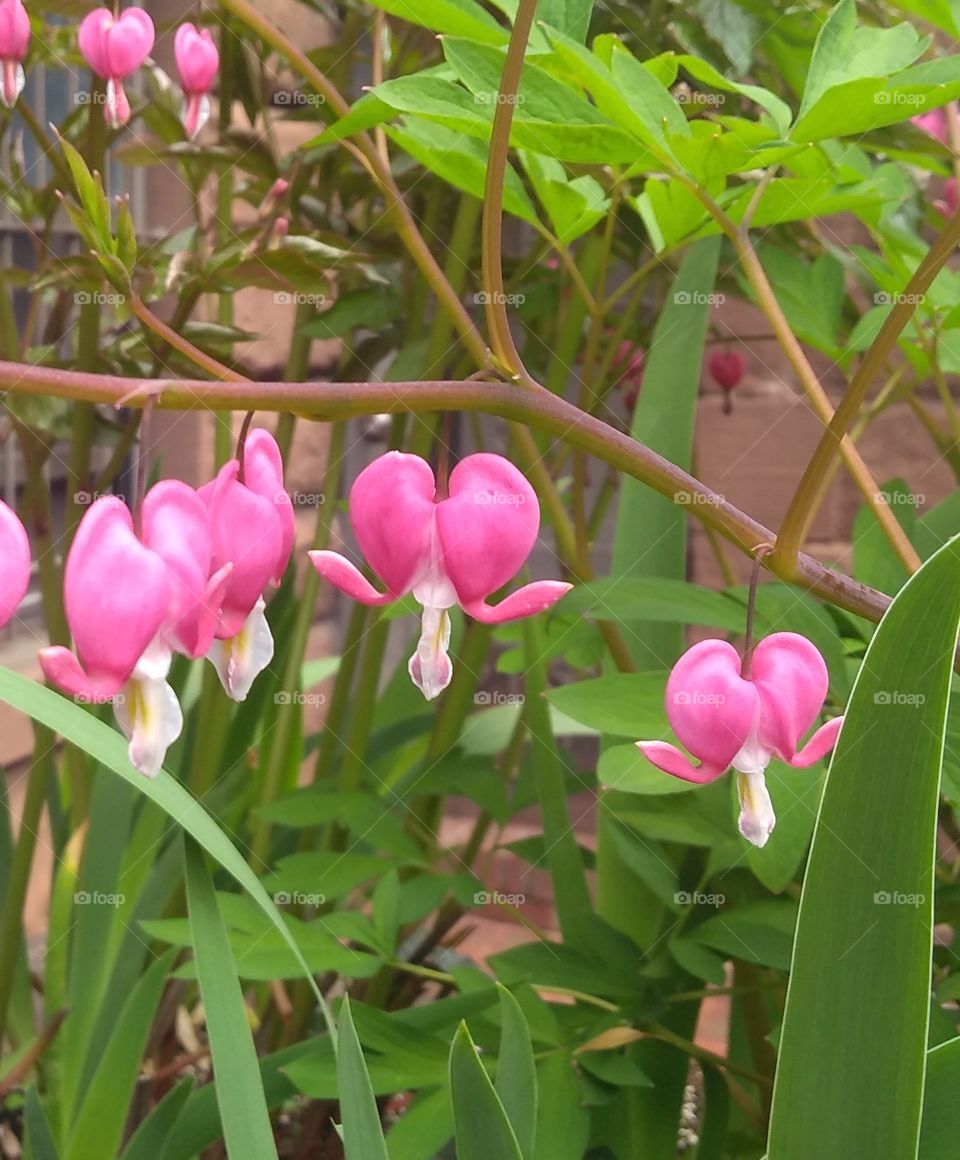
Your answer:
(114, 668), (183, 780)
(209, 599), (274, 702)
(408, 606), (452, 701)
(736, 771), (776, 848)
(1, 63), (25, 109)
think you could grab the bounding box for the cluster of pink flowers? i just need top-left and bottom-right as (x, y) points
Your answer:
(0, 0), (218, 136)
(0, 440), (570, 779)
(39, 430), (293, 776)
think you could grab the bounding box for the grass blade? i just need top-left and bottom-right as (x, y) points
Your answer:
(449, 1022), (523, 1160)
(767, 537), (960, 1158)
(336, 997), (389, 1160)
(184, 838), (278, 1160)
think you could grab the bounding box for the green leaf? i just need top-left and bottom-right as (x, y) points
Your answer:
(531, 1053), (588, 1160)
(66, 950), (175, 1160)
(495, 986), (537, 1158)
(920, 1037), (960, 1158)
(597, 744), (691, 796)
(545, 673), (666, 737)
(23, 1088), (59, 1160)
(746, 761), (824, 894)
(609, 47), (690, 150)
(120, 1079), (195, 1160)
(767, 536), (960, 1159)
(385, 1088), (454, 1159)
(364, 0), (507, 44)
(612, 235), (721, 668)
(561, 576), (748, 632)
(299, 287), (399, 340)
(337, 997), (390, 1160)
(853, 477), (917, 596)
(798, 0), (926, 120)
(449, 1023), (523, 1160)
(0, 669), (328, 1014)
(388, 121), (538, 224)
(184, 840), (278, 1160)
(536, 0), (592, 42)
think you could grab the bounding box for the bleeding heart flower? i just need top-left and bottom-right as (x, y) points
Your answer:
(199, 428), (294, 701)
(0, 0), (29, 109)
(636, 633), (843, 847)
(913, 107), (950, 145)
(707, 350), (746, 414)
(78, 6), (154, 129)
(310, 451), (572, 701)
(38, 494), (185, 778)
(0, 498), (30, 627)
(174, 21), (218, 139)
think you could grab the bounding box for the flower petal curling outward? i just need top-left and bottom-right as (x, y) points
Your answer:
(0, 498), (31, 630)
(749, 632), (830, 765)
(306, 551), (394, 606)
(38, 497), (171, 701)
(634, 740), (731, 785)
(459, 580), (573, 625)
(790, 715), (844, 768)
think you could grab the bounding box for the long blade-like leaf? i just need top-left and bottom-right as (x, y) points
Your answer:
(184, 838), (278, 1160)
(449, 1023), (523, 1160)
(768, 536), (960, 1158)
(336, 997), (390, 1160)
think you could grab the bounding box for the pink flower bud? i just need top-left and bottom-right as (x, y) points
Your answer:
(174, 21), (218, 139)
(78, 7), (154, 129)
(0, 0), (29, 108)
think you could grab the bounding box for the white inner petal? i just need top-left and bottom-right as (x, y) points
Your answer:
(114, 642), (182, 779)
(408, 605), (453, 701)
(208, 597), (274, 702)
(736, 770), (776, 848)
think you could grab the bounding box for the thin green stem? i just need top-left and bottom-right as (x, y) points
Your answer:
(480, 0), (541, 387)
